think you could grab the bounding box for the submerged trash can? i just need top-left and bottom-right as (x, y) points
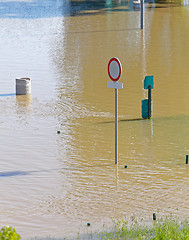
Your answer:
(16, 78), (31, 95)
(142, 99), (152, 119)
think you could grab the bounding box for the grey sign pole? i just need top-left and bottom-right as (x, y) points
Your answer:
(115, 88), (118, 164)
(141, 0), (144, 29)
(107, 57), (123, 165)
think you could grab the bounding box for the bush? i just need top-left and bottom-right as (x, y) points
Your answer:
(0, 226), (20, 240)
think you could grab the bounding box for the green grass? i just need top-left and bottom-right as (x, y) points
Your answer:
(100, 217), (189, 240)
(1, 218), (189, 240)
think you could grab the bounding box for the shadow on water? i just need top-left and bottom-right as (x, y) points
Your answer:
(0, 169), (55, 178)
(64, 27), (141, 35)
(99, 114), (189, 124)
(99, 118), (146, 124)
(0, 171), (29, 177)
(0, 93), (15, 97)
(0, 164), (114, 178)
(0, 0), (182, 19)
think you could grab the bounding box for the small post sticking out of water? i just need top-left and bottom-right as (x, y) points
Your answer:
(153, 213), (156, 221)
(186, 155), (188, 164)
(141, 0), (144, 29)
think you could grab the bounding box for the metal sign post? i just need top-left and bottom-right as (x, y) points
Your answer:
(141, 0), (144, 29)
(115, 88), (118, 164)
(148, 85), (152, 119)
(107, 58), (123, 164)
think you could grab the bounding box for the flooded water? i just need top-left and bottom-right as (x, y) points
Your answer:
(0, 0), (189, 239)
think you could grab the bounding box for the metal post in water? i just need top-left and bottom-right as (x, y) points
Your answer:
(153, 213), (156, 221)
(141, 0), (144, 29)
(148, 85), (151, 119)
(115, 88), (118, 164)
(107, 57), (123, 165)
(186, 155), (188, 164)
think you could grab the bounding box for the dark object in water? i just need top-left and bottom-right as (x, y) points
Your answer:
(153, 213), (156, 221)
(186, 155), (188, 164)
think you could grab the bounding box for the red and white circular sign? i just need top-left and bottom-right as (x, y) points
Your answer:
(108, 57), (122, 82)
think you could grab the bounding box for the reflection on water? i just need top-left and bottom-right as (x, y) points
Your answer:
(0, 0), (68, 18)
(16, 94), (31, 107)
(0, 0), (189, 239)
(1, 0), (187, 19)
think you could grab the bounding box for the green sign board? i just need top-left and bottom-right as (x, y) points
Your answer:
(144, 76), (154, 89)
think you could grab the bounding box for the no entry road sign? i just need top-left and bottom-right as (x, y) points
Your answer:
(108, 57), (122, 82)
(107, 57), (123, 165)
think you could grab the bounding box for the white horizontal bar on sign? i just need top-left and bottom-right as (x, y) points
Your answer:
(107, 81), (123, 89)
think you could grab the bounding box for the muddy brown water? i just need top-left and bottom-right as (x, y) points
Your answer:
(0, 0), (188, 238)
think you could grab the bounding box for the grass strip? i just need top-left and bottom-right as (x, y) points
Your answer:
(100, 217), (189, 240)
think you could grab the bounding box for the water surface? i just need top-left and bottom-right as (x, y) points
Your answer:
(0, 0), (189, 239)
